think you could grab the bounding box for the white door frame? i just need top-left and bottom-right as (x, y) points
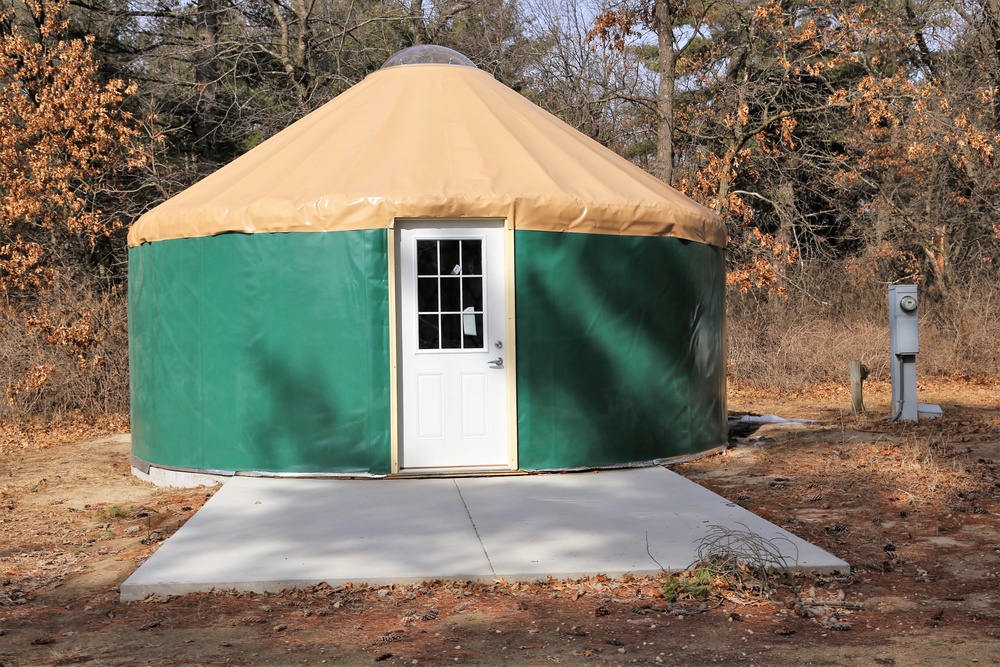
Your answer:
(388, 219), (518, 474)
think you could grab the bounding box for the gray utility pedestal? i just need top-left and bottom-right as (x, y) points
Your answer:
(888, 284), (920, 421)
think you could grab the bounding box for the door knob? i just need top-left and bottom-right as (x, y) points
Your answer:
(488, 357), (504, 368)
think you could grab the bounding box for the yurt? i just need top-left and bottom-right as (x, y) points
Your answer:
(128, 46), (727, 482)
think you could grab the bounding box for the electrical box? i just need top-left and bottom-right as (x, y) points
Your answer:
(888, 284), (919, 356)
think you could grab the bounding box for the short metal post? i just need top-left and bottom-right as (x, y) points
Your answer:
(850, 360), (865, 414)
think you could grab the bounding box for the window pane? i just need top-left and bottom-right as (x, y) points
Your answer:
(440, 240), (461, 276)
(441, 314), (462, 349)
(464, 313), (484, 349)
(417, 240), (438, 276)
(417, 277), (438, 312)
(461, 240), (482, 275)
(418, 314), (439, 349)
(462, 277), (483, 311)
(440, 276), (461, 312)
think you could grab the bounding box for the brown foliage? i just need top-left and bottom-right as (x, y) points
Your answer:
(587, 5), (650, 51)
(845, 70), (1000, 299)
(0, 278), (129, 419)
(1, 0), (141, 418)
(0, 0), (143, 293)
(586, 1), (1000, 301)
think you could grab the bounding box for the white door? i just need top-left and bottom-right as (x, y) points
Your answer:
(397, 222), (509, 471)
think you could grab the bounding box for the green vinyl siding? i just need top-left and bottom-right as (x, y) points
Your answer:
(129, 230), (391, 474)
(130, 227), (723, 476)
(513, 230), (726, 469)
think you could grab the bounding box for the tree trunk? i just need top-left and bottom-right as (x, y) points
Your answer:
(654, 0), (675, 185)
(922, 224), (950, 300)
(193, 0), (219, 172)
(988, 0), (1000, 131)
(410, 0), (429, 45)
(266, 0), (314, 106)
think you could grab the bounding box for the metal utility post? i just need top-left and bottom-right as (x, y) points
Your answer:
(888, 285), (920, 421)
(886, 285), (942, 421)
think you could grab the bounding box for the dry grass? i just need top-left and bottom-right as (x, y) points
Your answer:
(728, 265), (1000, 392)
(920, 280), (1000, 379)
(849, 437), (980, 505)
(0, 412), (128, 451)
(0, 276), (128, 421)
(727, 307), (891, 390)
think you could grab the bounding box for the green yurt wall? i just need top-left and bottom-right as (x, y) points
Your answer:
(129, 231), (392, 474)
(513, 231), (726, 470)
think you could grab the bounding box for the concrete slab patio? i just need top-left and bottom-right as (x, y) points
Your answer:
(120, 467), (849, 601)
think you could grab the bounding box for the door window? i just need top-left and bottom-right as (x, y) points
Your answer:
(416, 239), (485, 350)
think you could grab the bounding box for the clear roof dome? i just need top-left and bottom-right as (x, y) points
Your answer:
(380, 45), (477, 69)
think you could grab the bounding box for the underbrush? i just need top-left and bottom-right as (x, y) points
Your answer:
(661, 524), (796, 605)
(727, 263), (1000, 392)
(0, 275), (128, 422)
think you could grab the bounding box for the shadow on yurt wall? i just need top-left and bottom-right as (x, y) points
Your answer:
(513, 232), (726, 470)
(127, 45), (727, 485)
(129, 231), (392, 475)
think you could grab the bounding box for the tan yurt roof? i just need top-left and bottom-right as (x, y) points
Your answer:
(128, 49), (725, 248)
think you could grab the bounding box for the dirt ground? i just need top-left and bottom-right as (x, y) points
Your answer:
(2, 378), (999, 666)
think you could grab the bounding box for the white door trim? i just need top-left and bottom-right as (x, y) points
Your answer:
(389, 219), (516, 473)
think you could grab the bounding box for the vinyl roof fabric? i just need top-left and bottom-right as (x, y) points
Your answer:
(128, 64), (726, 248)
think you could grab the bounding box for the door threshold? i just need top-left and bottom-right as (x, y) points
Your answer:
(391, 467), (526, 479)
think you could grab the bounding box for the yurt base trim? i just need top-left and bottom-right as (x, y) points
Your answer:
(130, 455), (234, 479)
(131, 459), (388, 488)
(130, 448), (729, 488)
(131, 463), (230, 488)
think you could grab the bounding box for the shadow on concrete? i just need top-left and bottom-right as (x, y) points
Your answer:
(120, 468), (849, 601)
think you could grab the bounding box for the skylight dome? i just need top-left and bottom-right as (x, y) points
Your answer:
(380, 45), (477, 69)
